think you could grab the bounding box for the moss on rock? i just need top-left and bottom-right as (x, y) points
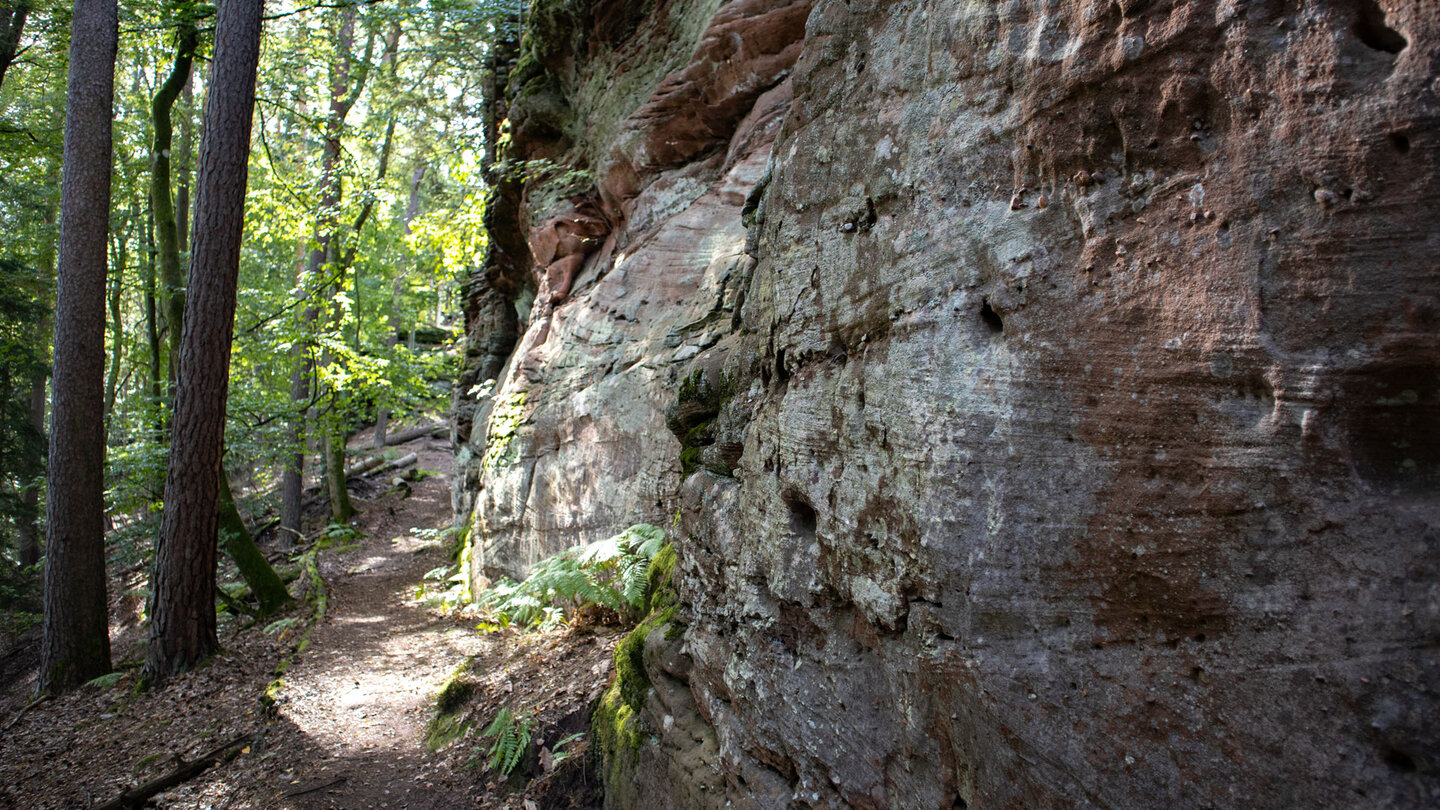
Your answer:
(593, 542), (680, 788)
(425, 659), (478, 750)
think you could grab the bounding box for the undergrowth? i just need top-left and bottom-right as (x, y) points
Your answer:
(473, 523), (665, 632)
(479, 708), (533, 776)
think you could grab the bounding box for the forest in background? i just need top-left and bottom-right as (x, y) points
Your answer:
(0, 0), (513, 688)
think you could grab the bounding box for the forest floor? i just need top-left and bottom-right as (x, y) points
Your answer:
(0, 430), (616, 809)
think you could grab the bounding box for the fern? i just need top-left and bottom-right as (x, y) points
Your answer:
(481, 708), (534, 776)
(475, 524), (667, 631)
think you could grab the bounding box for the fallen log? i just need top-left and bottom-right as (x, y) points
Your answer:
(382, 422), (445, 446)
(91, 733), (253, 810)
(345, 454), (387, 478)
(2, 695), (48, 733)
(361, 452), (417, 478)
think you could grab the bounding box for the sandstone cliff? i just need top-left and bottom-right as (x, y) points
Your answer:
(457, 1), (1439, 807)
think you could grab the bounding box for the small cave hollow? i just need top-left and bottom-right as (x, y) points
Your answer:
(1353, 1), (1407, 55)
(1389, 132), (1411, 154)
(980, 299), (1004, 334)
(783, 490), (818, 541)
(1382, 747), (1418, 774)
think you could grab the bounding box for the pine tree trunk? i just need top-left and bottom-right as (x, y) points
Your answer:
(39, 0), (117, 695)
(146, 0), (262, 680)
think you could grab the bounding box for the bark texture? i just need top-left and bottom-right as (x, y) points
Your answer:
(37, 0), (117, 695)
(0, 1), (27, 90)
(146, 0), (262, 679)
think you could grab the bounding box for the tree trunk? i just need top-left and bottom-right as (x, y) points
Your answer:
(176, 74), (194, 255)
(217, 472), (290, 616)
(0, 2), (27, 91)
(280, 348), (309, 538)
(146, 0), (262, 681)
(308, 1), (375, 526)
(323, 427), (354, 523)
(17, 369), (45, 568)
(39, 0), (117, 695)
(104, 222), (126, 420)
(143, 208), (163, 434)
(151, 23), (198, 393)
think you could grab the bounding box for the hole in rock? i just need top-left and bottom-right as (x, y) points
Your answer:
(774, 348), (789, 383)
(980, 300), (1004, 333)
(783, 491), (817, 540)
(1389, 132), (1411, 153)
(1341, 362), (1440, 491)
(1382, 748), (1417, 773)
(1353, 1), (1406, 54)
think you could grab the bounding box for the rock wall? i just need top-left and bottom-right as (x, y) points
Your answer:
(459, 0), (1440, 807)
(455, 0), (812, 578)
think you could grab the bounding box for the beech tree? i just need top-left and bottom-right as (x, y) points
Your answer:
(37, 0), (117, 694)
(146, 0), (262, 679)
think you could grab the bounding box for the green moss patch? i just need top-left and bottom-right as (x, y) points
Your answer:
(593, 541), (682, 793)
(426, 658), (478, 750)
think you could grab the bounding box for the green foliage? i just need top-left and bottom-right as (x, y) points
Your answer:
(479, 707), (533, 776)
(315, 522), (366, 550)
(475, 524), (666, 631)
(415, 559), (470, 612)
(550, 731), (585, 765)
(263, 616), (303, 637)
(593, 541), (680, 790)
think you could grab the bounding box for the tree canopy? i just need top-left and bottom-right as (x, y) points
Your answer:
(0, 0), (507, 634)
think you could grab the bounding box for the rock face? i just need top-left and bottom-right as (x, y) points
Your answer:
(459, 0), (1440, 807)
(455, 0), (812, 579)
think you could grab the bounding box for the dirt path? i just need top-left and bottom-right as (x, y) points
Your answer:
(226, 439), (488, 809)
(0, 431), (614, 809)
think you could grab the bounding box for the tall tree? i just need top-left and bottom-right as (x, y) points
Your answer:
(146, 0), (262, 679)
(151, 15), (198, 387)
(38, 0), (117, 695)
(0, 1), (28, 90)
(284, 0), (374, 530)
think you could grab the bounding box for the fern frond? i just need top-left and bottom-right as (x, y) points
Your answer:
(620, 556), (650, 608)
(472, 524), (668, 630)
(481, 708), (534, 776)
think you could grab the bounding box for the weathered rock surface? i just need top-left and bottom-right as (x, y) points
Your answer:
(455, 0), (810, 578)
(459, 0), (1440, 807)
